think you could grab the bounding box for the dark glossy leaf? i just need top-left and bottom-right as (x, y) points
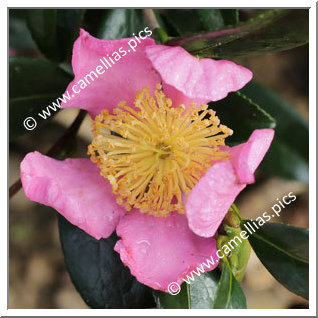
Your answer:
(58, 215), (155, 309)
(241, 81), (308, 159)
(212, 262), (246, 309)
(166, 9), (287, 51)
(189, 273), (218, 308)
(155, 268), (246, 309)
(155, 273), (221, 309)
(166, 9), (308, 58)
(96, 9), (146, 39)
(220, 9), (239, 26)
(211, 10), (308, 58)
(209, 91), (276, 144)
(228, 273), (247, 309)
(198, 270), (246, 309)
(27, 9), (59, 60)
(244, 221), (309, 300)
(240, 81), (309, 183)
(9, 57), (72, 140)
(196, 10), (226, 31)
(159, 9), (204, 36)
(261, 139), (309, 183)
(27, 9), (85, 62)
(57, 9), (86, 60)
(9, 9), (36, 50)
(155, 284), (190, 309)
(160, 9), (226, 37)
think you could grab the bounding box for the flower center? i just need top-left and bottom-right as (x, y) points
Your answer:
(88, 85), (232, 217)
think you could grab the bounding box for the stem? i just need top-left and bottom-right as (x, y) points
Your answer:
(9, 109), (87, 199)
(9, 179), (22, 199)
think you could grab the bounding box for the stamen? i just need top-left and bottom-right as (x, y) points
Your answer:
(88, 85), (233, 217)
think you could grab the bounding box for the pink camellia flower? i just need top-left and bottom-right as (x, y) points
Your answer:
(20, 29), (274, 292)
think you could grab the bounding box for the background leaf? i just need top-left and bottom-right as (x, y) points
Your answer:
(241, 81), (309, 183)
(96, 9), (146, 40)
(58, 215), (155, 309)
(159, 9), (238, 37)
(9, 57), (72, 140)
(57, 9), (86, 59)
(155, 284), (190, 309)
(244, 221), (309, 300)
(220, 9), (239, 26)
(9, 9), (36, 50)
(212, 262), (246, 309)
(27, 9), (60, 61)
(27, 9), (85, 62)
(166, 9), (308, 58)
(155, 268), (246, 309)
(209, 91), (276, 144)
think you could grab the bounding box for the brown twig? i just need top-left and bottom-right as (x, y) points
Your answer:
(9, 179), (22, 199)
(9, 109), (87, 199)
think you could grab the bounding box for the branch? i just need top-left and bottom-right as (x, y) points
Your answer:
(9, 109), (87, 199)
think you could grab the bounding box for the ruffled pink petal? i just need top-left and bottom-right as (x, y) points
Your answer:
(230, 129), (275, 184)
(186, 161), (246, 238)
(62, 29), (160, 117)
(146, 45), (253, 104)
(186, 129), (275, 238)
(20, 151), (126, 240)
(114, 211), (218, 292)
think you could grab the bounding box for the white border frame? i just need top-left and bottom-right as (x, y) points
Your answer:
(3, 1), (316, 316)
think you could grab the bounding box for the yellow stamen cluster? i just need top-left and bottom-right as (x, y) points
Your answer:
(88, 85), (233, 217)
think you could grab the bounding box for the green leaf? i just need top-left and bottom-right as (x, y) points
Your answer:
(58, 215), (155, 309)
(27, 9), (85, 62)
(228, 273), (248, 309)
(155, 273), (221, 309)
(160, 9), (227, 37)
(189, 273), (217, 308)
(9, 9), (36, 50)
(155, 284), (190, 309)
(9, 57), (72, 140)
(166, 9), (308, 58)
(96, 9), (146, 39)
(240, 81), (309, 183)
(196, 10), (226, 31)
(209, 91), (276, 144)
(27, 9), (59, 60)
(155, 268), (246, 309)
(212, 262), (246, 309)
(220, 9), (239, 26)
(261, 139), (309, 183)
(243, 221), (309, 300)
(56, 9), (86, 60)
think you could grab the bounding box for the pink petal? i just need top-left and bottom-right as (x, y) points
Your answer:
(62, 29), (160, 117)
(146, 45), (253, 104)
(230, 129), (275, 184)
(114, 211), (218, 292)
(186, 161), (246, 238)
(20, 152), (126, 240)
(186, 129), (275, 238)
